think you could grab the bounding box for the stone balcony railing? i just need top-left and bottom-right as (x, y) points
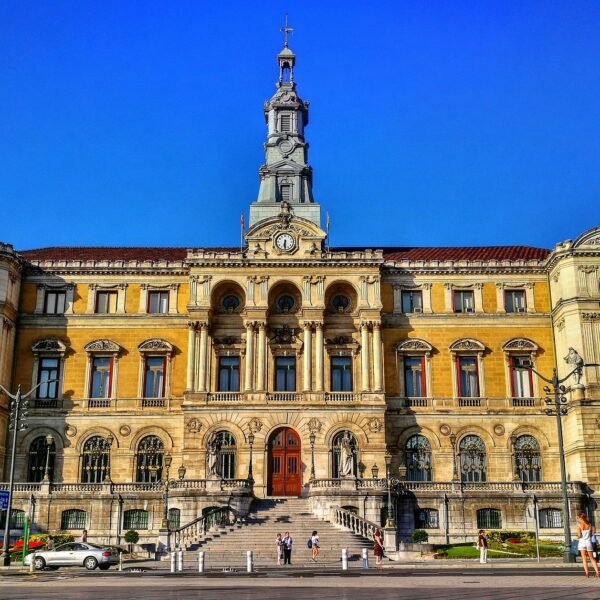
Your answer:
(188, 391), (379, 405)
(31, 397), (184, 412)
(309, 478), (588, 496)
(388, 396), (544, 413)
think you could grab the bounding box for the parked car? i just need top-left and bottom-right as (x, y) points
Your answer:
(23, 542), (119, 570)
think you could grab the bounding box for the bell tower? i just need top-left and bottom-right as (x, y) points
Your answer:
(249, 18), (321, 227)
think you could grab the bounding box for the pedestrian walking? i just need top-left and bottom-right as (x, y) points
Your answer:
(310, 530), (320, 562)
(46, 536), (55, 551)
(81, 529), (88, 543)
(577, 512), (600, 577)
(283, 531), (293, 565)
(478, 529), (488, 564)
(373, 528), (384, 565)
(276, 533), (284, 566)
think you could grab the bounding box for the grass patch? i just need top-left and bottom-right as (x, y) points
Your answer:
(435, 540), (564, 559)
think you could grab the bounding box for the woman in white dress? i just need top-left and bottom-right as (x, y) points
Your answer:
(577, 512), (600, 577)
(276, 533), (284, 566)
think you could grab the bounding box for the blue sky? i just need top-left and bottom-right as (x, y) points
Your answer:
(1, 1), (599, 250)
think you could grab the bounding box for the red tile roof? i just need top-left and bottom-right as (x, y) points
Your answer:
(19, 245), (550, 263)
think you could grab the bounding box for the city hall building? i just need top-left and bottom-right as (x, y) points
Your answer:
(1, 38), (600, 548)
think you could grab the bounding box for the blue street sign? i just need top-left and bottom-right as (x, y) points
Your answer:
(0, 490), (9, 510)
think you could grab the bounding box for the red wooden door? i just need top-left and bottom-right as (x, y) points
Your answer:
(269, 427), (302, 496)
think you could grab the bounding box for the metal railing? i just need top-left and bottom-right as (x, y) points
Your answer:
(173, 506), (238, 549)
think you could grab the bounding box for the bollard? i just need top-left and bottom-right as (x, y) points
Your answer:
(29, 553), (36, 573)
(177, 549), (183, 572)
(341, 548), (348, 571)
(246, 550), (253, 573)
(198, 551), (205, 573)
(118, 552), (123, 572)
(170, 551), (176, 573)
(362, 547), (369, 569)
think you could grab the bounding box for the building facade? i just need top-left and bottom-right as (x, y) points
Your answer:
(1, 39), (600, 547)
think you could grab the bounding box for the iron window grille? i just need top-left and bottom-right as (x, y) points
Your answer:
(27, 436), (56, 482)
(477, 508), (502, 529)
(415, 508), (439, 529)
(514, 435), (542, 482)
(459, 435), (487, 482)
(123, 509), (149, 530)
(61, 509), (87, 530)
(405, 435), (432, 481)
(81, 436), (111, 483)
(135, 435), (165, 483)
(539, 508), (563, 529)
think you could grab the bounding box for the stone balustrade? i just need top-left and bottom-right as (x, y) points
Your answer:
(333, 507), (379, 541)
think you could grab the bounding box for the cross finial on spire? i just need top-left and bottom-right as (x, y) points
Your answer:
(281, 14), (293, 48)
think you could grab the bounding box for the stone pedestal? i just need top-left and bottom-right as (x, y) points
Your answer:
(383, 527), (398, 553)
(572, 384), (586, 401)
(157, 528), (171, 553)
(339, 476), (357, 491)
(206, 477), (222, 492)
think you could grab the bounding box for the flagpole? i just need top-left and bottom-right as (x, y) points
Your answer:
(240, 212), (245, 253)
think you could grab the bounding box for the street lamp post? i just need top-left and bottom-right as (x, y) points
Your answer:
(384, 451), (394, 528)
(42, 434), (55, 482)
(0, 379), (57, 566)
(161, 454), (173, 551)
(449, 433), (459, 481)
(518, 360), (600, 563)
(309, 432), (316, 480)
(105, 433), (114, 483)
(247, 432), (255, 484)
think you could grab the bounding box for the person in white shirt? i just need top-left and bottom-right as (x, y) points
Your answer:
(311, 530), (320, 562)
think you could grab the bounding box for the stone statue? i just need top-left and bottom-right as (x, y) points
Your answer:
(564, 347), (584, 385)
(339, 432), (355, 478)
(279, 200), (293, 228)
(207, 433), (221, 478)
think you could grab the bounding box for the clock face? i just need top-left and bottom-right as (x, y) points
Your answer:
(275, 233), (296, 252)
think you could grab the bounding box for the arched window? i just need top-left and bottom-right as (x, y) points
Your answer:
(539, 508), (563, 528)
(135, 436), (164, 483)
(207, 431), (236, 480)
(514, 435), (542, 482)
(459, 435), (487, 482)
(27, 436), (56, 482)
(405, 435), (432, 481)
(332, 431), (358, 478)
(168, 508), (181, 529)
(123, 509), (148, 530)
(81, 436), (111, 483)
(61, 509), (87, 530)
(477, 508), (502, 529)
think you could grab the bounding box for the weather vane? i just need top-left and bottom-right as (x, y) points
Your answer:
(281, 14), (293, 48)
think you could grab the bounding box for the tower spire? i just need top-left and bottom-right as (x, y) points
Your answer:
(281, 14), (294, 48)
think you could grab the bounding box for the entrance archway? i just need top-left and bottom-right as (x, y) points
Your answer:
(268, 427), (302, 496)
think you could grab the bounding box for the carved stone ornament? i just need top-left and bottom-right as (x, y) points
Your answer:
(65, 424), (77, 438)
(138, 338), (173, 353)
(185, 418), (202, 434)
(214, 336), (241, 346)
(307, 418), (323, 434)
(494, 424), (505, 436)
(502, 338), (538, 352)
(367, 417), (383, 433)
(32, 338), (67, 353)
(583, 313), (600, 321)
(270, 325), (300, 345)
(395, 339), (433, 353)
(449, 338), (486, 352)
(596, 416), (600, 430)
(573, 228), (600, 248)
(84, 339), (121, 353)
(326, 336), (354, 346)
(248, 418), (263, 434)
(119, 425), (131, 437)
(439, 424), (451, 437)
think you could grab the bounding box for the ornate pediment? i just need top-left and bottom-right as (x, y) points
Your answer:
(449, 338), (486, 352)
(32, 338), (67, 353)
(395, 339), (433, 353)
(138, 338), (174, 353)
(502, 338), (539, 352)
(270, 325), (300, 345)
(84, 339), (122, 353)
(573, 226), (600, 248)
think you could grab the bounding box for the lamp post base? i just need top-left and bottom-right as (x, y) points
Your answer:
(1, 551), (11, 567)
(563, 549), (576, 563)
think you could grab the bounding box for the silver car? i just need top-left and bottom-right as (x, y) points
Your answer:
(24, 542), (119, 570)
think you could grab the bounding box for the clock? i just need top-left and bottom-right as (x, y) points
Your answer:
(275, 233), (296, 252)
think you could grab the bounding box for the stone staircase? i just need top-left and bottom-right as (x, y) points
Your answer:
(178, 497), (374, 569)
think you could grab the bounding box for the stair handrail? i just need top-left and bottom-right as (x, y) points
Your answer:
(172, 506), (238, 549)
(333, 507), (379, 541)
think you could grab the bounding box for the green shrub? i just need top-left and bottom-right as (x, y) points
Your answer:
(29, 533), (75, 548)
(124, 530), (139, 554)
(412, 529), (429, 544)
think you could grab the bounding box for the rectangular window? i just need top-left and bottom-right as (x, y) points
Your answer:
(148, 291), (169, 314)
(505, 290), (527, 313)
(404, 356), (426, 397)
(477, 508), (502, 529)
(401, 290), (423, 313)
(415, 508), (439, 529)
(453, 290), (475, 313)
(61, 509), (87, 530)
(44, 291), (66, 314)
(280, 114), (292, 132)
(218, 356), (240, 392)
(37, 357), (60, 400)
(457, 356), (479, 397)
(275, 356), (296, 391)
(539, 508), (563, 529)
(331, 356), (353, 392)
(511, 356), (533, 398)
(123, 509), (148, 530)
(95, 291), (118, 314)
(144, 356), (166, 398)
(90, 357), (112, 398)
(280, 184), (291, 202)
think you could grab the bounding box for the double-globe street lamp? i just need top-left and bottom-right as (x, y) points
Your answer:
(518, 357), (600, 563)
(0, 380), (58, 565)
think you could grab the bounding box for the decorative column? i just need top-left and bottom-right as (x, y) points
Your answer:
(361, 322), (370, 391)
(186, 322), (196, 391)
(303, 322), (313, 392)
(256, 322), (266, 391)
(197, 322), (209, 392)
(372, 321), (383, 391)
(244, 322), (255, 392)
(314, 322), (324, 392)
